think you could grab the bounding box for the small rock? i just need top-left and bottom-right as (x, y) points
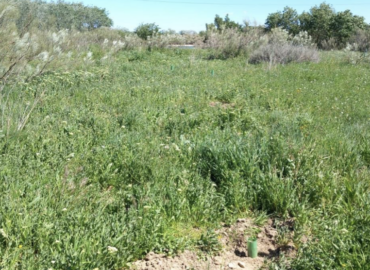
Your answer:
(228, 262), (237, 269)
(237, 218), (247, 223)
(214, 256), (223, 265)
(238, 262), (246, 268)
(257, 233), (263, 238)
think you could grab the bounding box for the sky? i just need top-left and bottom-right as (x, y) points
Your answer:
(75, 0), (370, 32)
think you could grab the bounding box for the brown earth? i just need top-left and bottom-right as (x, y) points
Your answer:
(131, 218), (295, 270)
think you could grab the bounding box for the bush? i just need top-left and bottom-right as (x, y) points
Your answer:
(348, 29), (370, 52)
(249, 43), (320, 65)
(248, 27), (319, 65)
(135, 23), (160, 40)
(203, 27), (265, 59)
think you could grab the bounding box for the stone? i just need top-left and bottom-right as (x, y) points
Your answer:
(228, 262), (237, 269)
(238, 262), (246, 268)
(237, 218), (247, 223)
(214, 256), (223, 265)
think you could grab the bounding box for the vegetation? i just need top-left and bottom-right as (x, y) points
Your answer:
(134, 23), (160, 40)
(11, 0), (112, 32)
(0, 0), (370, 269)
(266, 3), (367, 49)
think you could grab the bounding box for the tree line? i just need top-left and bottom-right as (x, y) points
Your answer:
(202, 2), (369, 50)
(265, 3), (368, 49)
(2, 0), (369, 50)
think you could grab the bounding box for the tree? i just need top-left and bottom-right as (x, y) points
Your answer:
(135, 23), (160, 40)
(46, 1), (113, 31)
(330, 10), (366, 46)
(207, 14), (242, 33)
(12, 0), (113, 32)
(265, 6), (300, 35)
(299, 3), (336, 46)
(264, 2), (366, 49)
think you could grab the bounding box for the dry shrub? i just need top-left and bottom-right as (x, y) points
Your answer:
(203, 27), (266, 59)
(249, 28), (319, 65)
(348, 29), (370, 52)
(249, 44), (320, 65)
(320, 38), (337, 51)
(147, 33), (186, 49)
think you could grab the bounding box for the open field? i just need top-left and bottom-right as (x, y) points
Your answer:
(1, 49), (370, 269)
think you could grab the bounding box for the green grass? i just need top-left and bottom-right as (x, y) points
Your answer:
(0, 49), (370, 269)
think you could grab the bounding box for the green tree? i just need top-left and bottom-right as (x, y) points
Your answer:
(12, 0), (113, 32)
(299, 3), (336, 46)
(46, 1), (113, 31)
(330, 10), (366, 46)
(135, 23), (160, 40)
(265, 6), (300, 35)
(208, 14), (242, 33)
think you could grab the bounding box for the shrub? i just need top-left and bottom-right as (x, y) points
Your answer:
(348, 29), (370, 52)
(249, 43), (320, 65)
(203, 27), (265, 59)
(135, 23), (160, 40)
(249, 28), (319, 65)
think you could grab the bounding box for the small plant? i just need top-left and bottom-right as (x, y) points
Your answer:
(196, 230), (222, 255)
(253, 211), (269, 227)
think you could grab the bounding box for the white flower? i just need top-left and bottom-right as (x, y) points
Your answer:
(62, 208), (67, 211)
(107, 246), (118, 253)
(51, 260), (56, 264)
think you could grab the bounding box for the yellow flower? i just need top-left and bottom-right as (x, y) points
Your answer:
(19, 245), (22, 248)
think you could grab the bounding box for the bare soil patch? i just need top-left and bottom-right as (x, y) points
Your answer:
(132, 218), (295, 270)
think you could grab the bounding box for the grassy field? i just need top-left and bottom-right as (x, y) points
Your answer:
(1, 49), (370, 269)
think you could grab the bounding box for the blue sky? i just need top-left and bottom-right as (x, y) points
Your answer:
(78, 0), (369, 32)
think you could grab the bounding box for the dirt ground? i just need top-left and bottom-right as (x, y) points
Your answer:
(132, 218), (295, 270)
